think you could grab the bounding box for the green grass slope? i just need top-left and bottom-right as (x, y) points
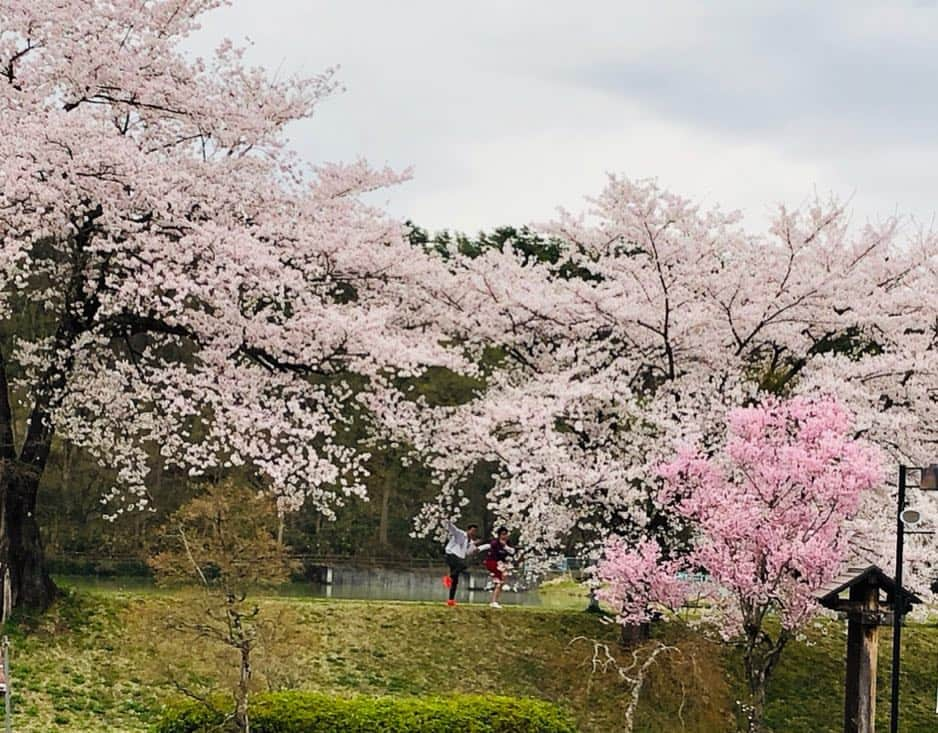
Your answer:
(3, 588), (938, 732)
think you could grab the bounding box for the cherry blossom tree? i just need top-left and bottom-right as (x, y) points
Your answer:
(593, 537), (689, 628)
(0, 0), (464, 610)
(594, 397), (882, 731)
(411, 178), (938, 585)
(654, 396), (883, 732)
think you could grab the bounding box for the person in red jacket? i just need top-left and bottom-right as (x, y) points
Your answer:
(478, 526), (515, 608)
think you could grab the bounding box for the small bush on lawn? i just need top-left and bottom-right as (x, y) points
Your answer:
(153, 691), (577, 733)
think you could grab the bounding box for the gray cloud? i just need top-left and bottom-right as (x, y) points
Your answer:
(570, 5), (938, 144)
(187, 1), (938, 233)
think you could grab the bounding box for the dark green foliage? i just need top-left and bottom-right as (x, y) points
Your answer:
(406, 222), (599, 282)
(400, 365), (485, 407)
(754, 326), (884, 396)
(47, 556), (152, 577)
(153, 691), (577, 733)
(406, 222), (563, 265)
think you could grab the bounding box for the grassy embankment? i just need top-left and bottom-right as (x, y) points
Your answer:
(4, 578), (938, 732)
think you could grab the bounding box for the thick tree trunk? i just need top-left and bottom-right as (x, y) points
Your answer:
(0, 346), (56, 613)
(1, 466), (56, 612)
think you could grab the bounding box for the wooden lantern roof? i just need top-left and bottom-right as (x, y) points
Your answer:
(815, 565), (921, 613)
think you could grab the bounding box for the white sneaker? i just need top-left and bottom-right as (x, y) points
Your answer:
(489, 602), (502, 609)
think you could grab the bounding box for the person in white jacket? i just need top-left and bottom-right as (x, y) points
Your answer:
(443, 519), (481, 606)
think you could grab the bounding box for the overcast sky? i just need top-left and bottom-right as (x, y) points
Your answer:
(190, 1), (938, 234)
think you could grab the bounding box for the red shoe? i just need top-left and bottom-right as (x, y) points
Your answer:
(442, 575), (452, 588)
(446, 599), (456, 607)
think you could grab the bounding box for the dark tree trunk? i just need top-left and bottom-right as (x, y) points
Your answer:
(0, 346), (56, 612)
(619, 621), (650, 647)
(1, 465), (56, 613)
(0, 207), (107, 614)
(236, 641), (251, 733)
(745, 684), (766, 733)
(585, 588), (602, 614)
(741, 621), (790, 733)
(229, 598), (252, 733)
(378, 480), (392, 547)
(374, 451), (393, 548)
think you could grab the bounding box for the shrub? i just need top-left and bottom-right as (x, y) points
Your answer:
(48, 556), (152, 577)
(153, 691), (577, 733)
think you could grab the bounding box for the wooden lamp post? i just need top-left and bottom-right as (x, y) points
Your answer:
(816, 565), (921, 733)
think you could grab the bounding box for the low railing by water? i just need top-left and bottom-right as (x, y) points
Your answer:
(48, 551), (594, 571)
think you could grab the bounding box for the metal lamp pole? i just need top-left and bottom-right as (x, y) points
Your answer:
(890, 464), (938, 733)
(890, 466), (906, 733)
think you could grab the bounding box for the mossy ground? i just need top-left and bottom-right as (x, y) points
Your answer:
(3, 581), (938, 731)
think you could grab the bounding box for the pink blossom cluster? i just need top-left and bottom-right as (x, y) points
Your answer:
(594, 397), (882, 631)
(594, 538), (690, 626)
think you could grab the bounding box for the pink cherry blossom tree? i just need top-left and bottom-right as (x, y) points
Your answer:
(646, 396), (881, 732)
(593, 537), (689, 628)
(410, 177), (938, 589)
(0, 0), (463, 610)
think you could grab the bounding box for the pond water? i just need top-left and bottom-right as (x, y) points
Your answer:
(55, 567), (584, 609)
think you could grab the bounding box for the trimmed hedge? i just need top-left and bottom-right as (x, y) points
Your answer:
(154, 691), (577, 733)
(50, 556), (152, 577)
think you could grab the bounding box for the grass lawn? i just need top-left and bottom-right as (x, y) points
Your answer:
(2, 580), (938, 731)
